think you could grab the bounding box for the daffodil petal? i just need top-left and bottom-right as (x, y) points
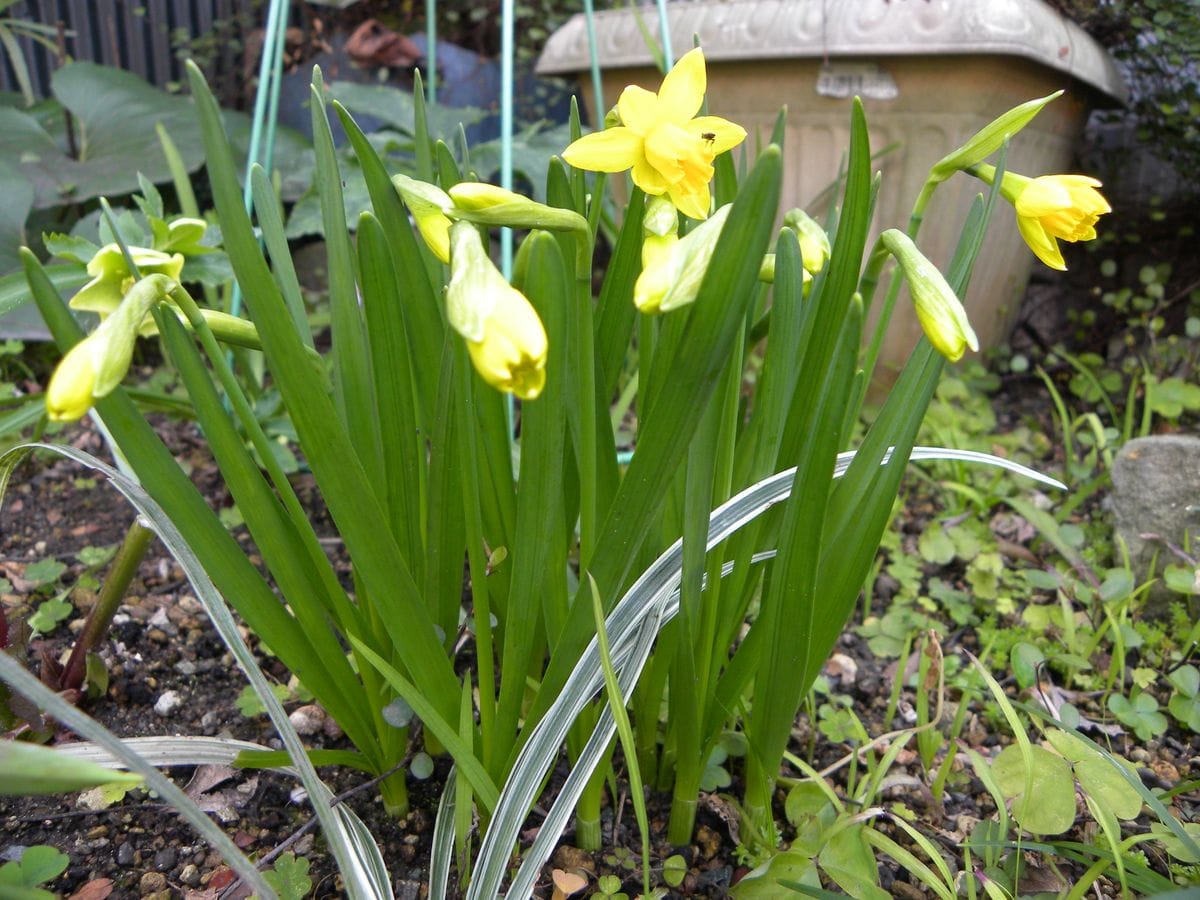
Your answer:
(668, 179), (711, 221)
(658, 47), (706, 124)
(1015, 178), (1074, 218)
(643, 122), (692, 185)
(1017, 214), (1065, 270)
(617, 85), (662, 135)
(562, 127), (644, 173)
(631, 156), (670, 195)
(685, 116), (747, 155)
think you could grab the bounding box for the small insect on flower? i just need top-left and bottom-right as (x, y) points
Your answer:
(700, 132), (717, 144)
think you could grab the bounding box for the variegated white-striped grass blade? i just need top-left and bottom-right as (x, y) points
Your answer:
(429, 765), (457, 899)
(461, 447), (1064, 899)
(0, 654), (277, 898)
(53, 736), (388, 892)
(0, 443), (392, 900)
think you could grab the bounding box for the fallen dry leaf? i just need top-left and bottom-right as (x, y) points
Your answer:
(551, 867), (588, 899)
(68, 878), (113, 900)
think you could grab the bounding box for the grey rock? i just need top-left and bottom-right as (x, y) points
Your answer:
(153, 690), (182, 717)
(117, 842), (135, 866)
(1111, 434), (1200, 612)
(153, 847), (176, 871)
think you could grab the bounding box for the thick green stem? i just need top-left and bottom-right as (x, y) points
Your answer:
(378, 768), (410, 818)
(667, 789), (699, 847)
(61, 519), (154, 691)
(574, 763), (606, 851)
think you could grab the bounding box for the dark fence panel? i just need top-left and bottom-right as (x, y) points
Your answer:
(0, 0), (253, 101)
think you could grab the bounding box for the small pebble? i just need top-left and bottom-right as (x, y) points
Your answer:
(153, 690), (182, 716)
(174, 660), (197, 676)
(180, 863), (200, 887)
(139, 871), (166, 894)
(200, 710), (220, 730)
(289, 704), (327, 736)
(153, 847), (176, 871)
(117, 843), (135, 866)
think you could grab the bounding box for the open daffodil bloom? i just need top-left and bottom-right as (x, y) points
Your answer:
(972, 164), (1110, 271)
(562, 47), (746, 220)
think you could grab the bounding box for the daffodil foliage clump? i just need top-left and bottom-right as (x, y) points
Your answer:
(22, 51), (1108, 895)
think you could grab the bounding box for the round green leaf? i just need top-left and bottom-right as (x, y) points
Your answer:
(1010, 642), (1045, 690)
(991, 744), (1076, 835)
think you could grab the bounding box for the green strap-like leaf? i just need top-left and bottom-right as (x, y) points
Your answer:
(527, 144), (782, 743)
(186, 61), (460, 726)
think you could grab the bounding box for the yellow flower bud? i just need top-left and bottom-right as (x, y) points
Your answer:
(392, 174), (454, 263)
(44, 274), (177, 421)
(447, 222), (548, 398)
(633, 204), (731, 314)
(882, 229), (978, 362)
(782, 208), (831, 276)
(45, 336), (102, 422)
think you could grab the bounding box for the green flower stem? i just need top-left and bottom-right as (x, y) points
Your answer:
(572, 226), (599, 568)
(61, 518), (155, 692)
(453, 344), (496, 771)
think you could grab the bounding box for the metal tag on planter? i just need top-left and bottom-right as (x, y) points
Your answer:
(815, 63), (898, 100)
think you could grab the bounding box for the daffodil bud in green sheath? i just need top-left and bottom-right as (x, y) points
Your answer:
(448, 182), (587, 234)
(634, 203), (731, 314)
(760, 208), (832, 284)
(634, 197), (680, 312)
(927, 91), (1061, 183)
(70, 244), (184, 332)
(881, 229), (977, 362)
(783, 208), (831, 276)
(971, 164), (1111, 271)
(46, 273), (177, 421)
(447, 221), (548, 399)
(392, 174), (454, 263)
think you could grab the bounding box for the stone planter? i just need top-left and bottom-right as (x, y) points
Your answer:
(538, 0), (1126, 380)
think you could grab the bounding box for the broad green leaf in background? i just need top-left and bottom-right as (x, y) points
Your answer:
(0, 62), (202, 208)
(0, 158), (32, 273)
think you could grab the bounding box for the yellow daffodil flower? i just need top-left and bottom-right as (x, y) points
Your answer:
(882, 229), (978, 362)
(46, 274), (177, 421)
(447, 221), (547, 398)
(70, 244), (184, 323)
(972, 164), (1111, 271)
(562, 47), (746, 221)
